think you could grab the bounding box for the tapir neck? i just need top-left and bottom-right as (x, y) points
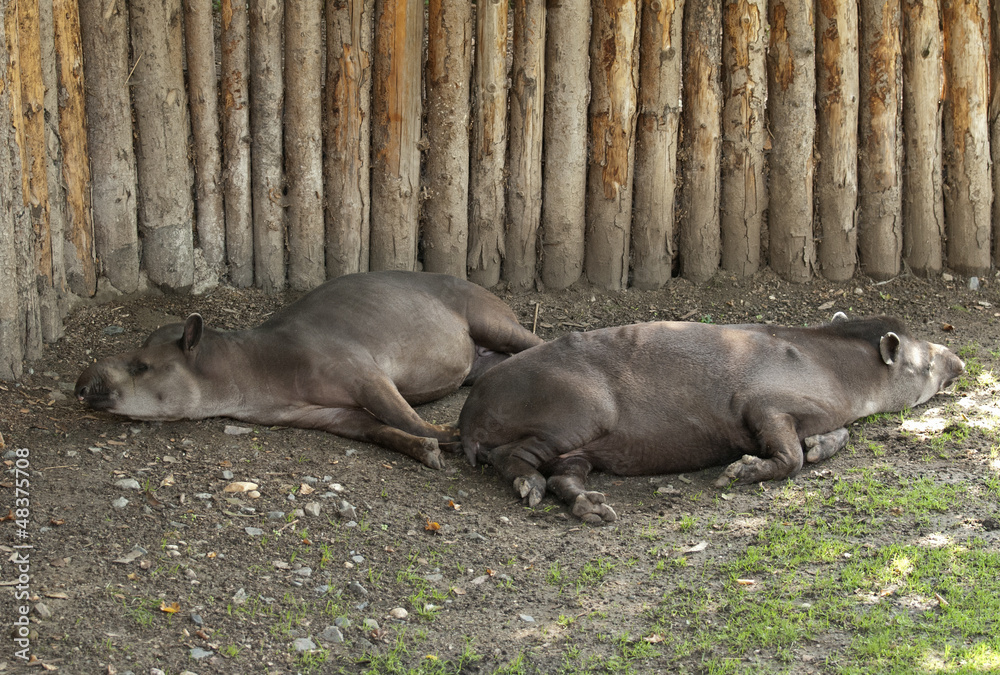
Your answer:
(190, 329), (292, 419)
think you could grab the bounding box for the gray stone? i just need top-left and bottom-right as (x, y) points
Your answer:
(334, 616), (352, 629)
(194, 493), (213, 500)
(244, 527), (264, 537)
(292, 637), (316, 652)
(304, 502), (321, 517)
(221, 470), (234, 480)
(112, 497), (129, 509)
(189, 647), (214, 659)
(363, 618), (380, 631)
(33, 603), (52, 620)
(319, 625), (344, 643)
(267, 511), (285, 520)
(519, 614), (535, 623)
(103, 325), (125, 335)
(294, 567), (313, 578)
(348, 581), (368, 596)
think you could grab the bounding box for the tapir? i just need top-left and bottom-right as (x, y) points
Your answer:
(76, 271), (543, 469)
(459, 314), (964, 523)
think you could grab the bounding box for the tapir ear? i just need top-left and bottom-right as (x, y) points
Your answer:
(181, 314), (204, 352)
(879, 332), (901, 365)
(831, 311), (848, 323)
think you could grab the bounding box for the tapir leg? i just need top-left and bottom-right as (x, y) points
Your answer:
(544, 456), (618, 524)
(804, 427), (850, 463)
(327, 409), (446, 470)
(715, 412), (805, 486)
(487, 437), (560, 507)
(350, 375), (461, 447)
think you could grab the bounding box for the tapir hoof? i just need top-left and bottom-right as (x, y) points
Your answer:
(572, 492), (617, 524)
(432, 423), (461, 445)
(804, 428), (850, 463)
(714, 454), (766, 487)
(416, 438), (445, 470)
(514, 475), (546, 507)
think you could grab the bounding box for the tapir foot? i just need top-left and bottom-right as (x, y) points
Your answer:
(804, 428), (850, 463)
(430, 423), (461, 446)
(514, 474), (546, 507)
(572, 492), (617, 524)
(715, 454), (793, 486)
(414, 437), (445, 470)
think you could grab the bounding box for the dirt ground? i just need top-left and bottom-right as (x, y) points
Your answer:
(1, 269), (998, 674)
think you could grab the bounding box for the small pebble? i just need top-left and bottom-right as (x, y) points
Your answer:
(221, 470), (234, 480)
(304, 502), (321, 517)
(189, 647), (214, 659)
(319, 625), (344, 643)
(348, 581), (368, 596)
(224, 425), (253, 435)
(389, 607), (408, 620)
(112, 497), (129, 509)
(292, 637), (316, 652)
(520, 614), (535, 623)
(244, 527), (264, 537)
(268, 511), (285, 521)
(363, 618), (380, 631)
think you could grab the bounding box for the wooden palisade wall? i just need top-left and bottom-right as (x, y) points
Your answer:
(1, 0), (999, 379)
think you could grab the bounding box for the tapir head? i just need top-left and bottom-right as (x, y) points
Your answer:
(75, 314), (208, 421)
(878, 330), (964, 409)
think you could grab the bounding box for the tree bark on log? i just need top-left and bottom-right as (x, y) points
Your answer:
(371, 0), (422, 271)
(250, 0), (286, 292)
(720, 0), (766, 277)
(902, 0), (943, 275)
(942, 0), (991, 277)
(680, 0), (722, 283)
(54, 0), (96, 296)
(424, 0), (471, 278)
(221, 0), (253, 287)
(285, 0), (325, 291)
(816, 0), (858, 281)
(39, 0), (66, 341)
(184, 0), (225, 283)
(767, 0), (815, 283)
(632, 0), (683, 290)
(504, 0), (546, 291)
(858, 0), (902, 281)
(585, 0), (639, 291)
(541, 0), (589, 291)
(468, 0), (509, 287)
(80, 0), (139, 294)
(324, 0), (372, 278)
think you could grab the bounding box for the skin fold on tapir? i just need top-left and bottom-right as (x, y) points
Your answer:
(459, 313), (965, 524)
(75, 271), (542, 469)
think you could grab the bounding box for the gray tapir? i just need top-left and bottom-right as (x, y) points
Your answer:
(76, 271), (542, 469)
(459, 314), (964, 523)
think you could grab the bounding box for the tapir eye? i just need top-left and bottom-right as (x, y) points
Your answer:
(129, 361), (150, 376)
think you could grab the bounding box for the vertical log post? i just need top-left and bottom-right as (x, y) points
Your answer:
(541, 0), (589, 290)
(285, 0), (325, 291)
(371, 0), (422, 271)
(424, 0), (472, 278)
(250, 0), (286, 292)
(902, 0), (943, 275)
(767, 0), (815, 282)
(185, 0), (225, 283)
(325, 0), (372, 278)
(680, 0), (722, 283)
(54, 0), (96, 296)
(468, 0), (509, 287)
(942, 0), (991, 277)
(80, 0), (140, 294)
(221, 0), (253, 287)
(858, 0), (902, 280)
(504, 0), (546, 291)
(816, 0), (859, 281)
(585, 0), (639, 291)
(720, 0), (767, 277)
(632, 0), (684, 290)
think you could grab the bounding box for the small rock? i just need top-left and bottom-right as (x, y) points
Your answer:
(244, 527), (264, 537)
(388, 607), (408, 620)
(224, 425), (253, 435)
(304, 502), (321, 517)
(292, 637), (317, 652)
(232, 588), (248, 605)
(303, 476), (319, 485)
(314, 585), (331, 595)
(33, 603), (52, 620)
(339, 500), (358, 520)
(3, 450), (17, 460)
(294, 567), (313, 578)
(345, 520), (358, 528)
(220, 470), (234, 480)
(65, 450), (78, 458)
(319, 625), (344, 643)
(969, 276), (980, 291)
(363, 618), (380, 631)
(247, 490), (261, 499)
(267, 511), (285, 520)
(223, 481), (258, 493)
(112, 497), (129, 509)
(189, 646), (214, 659)
(194, 493), (213, 500)
(103, 325), (125, 335)
(185, 568), (198, 580)
(498, 516), (511, 525)
(348, 581), (368, 596)
(331, 483), (346, 492)
(334, 616), (352, 629)
(519, 614), (535, 623)
(345, 448), (358, 457)
(291, 509), (305, 518)
(190, 613), (204, 626)
(424, 574), (443, 583)
(942, 273), (954, 282)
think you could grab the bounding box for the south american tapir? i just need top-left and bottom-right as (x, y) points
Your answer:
(459, 314), (965, 523)
(75, 271), (543, 469)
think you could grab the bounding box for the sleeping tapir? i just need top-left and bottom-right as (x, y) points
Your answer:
(75, 271), (543, 468)
(459, 314), (964, 523)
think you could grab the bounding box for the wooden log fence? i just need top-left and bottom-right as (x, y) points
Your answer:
(1, 0), (999, 379)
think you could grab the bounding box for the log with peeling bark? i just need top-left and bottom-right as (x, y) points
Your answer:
(767, 0), (815, 283)
(80, 0), (139, 294)
(585, 0), (639, 291)
(39, 0), (66, 341)
(680, 0), (722, 283)
(815, 0), (859, 281)
(184, 0), (225, 282)
(324, 0), (372, 278)
(249, 0), (286, 292)
(423, 0), (471, 278)
(221, 0), (253, 287)
(902, 0), (943, 276)
(858, 0), (902, 280)
(504, 0), (546, 291)
(942, 0), (991, 277)
(632, 0), (684, 290)
(720, 0), (766, 278)
(285, 0), (325, 291)
(371, 0), (421, 272)
(468, 0), (509, 287)
(541, 0), (589, 290)
(54, 0), (97, 296)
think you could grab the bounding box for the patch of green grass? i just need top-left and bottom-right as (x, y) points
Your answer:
(576, 557), (617, 589)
